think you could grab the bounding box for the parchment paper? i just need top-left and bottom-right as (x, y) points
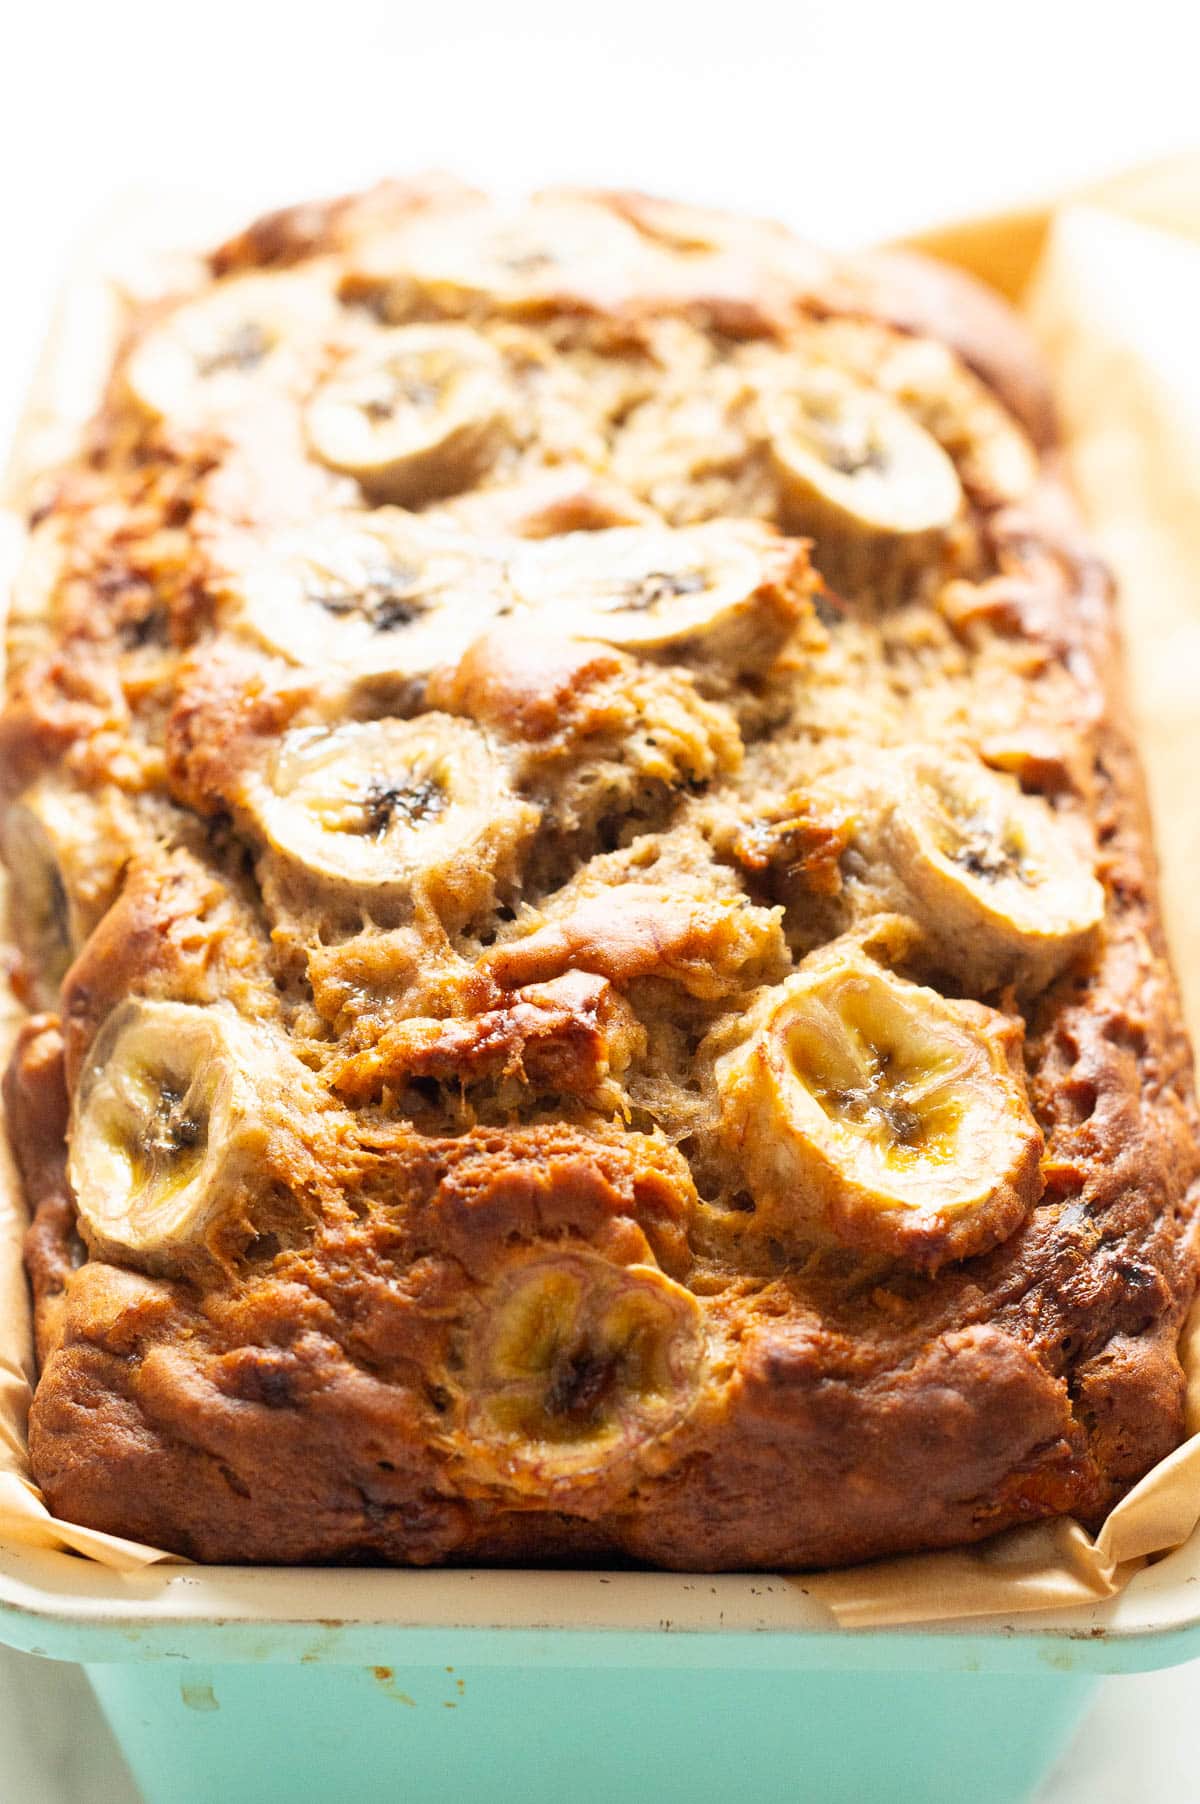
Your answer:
(2, 169), (1200, 1611)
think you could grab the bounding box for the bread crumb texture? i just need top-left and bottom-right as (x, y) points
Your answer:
(4, 179), (1197, 1566)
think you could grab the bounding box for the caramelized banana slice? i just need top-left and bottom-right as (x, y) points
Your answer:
(789, 319), (1040, 510)
(122, 270), (340, 426)
(228, 510), (516, 683)
(2, 783), (139, 997)
(716, 939), (1043, 1268)
(244, 713), (538, 926)
(507, 521), (812, 668)
(305, 324), (515, 502)
(836, 750), (1105, 994)
(69, 999), (319, 1273)
(760, 364), (963, 555)
(342, 197), (650, 318)
(4, 790), (85, 994)
(869, 334), (1039, 509)
(461, 1252), (704, 1483)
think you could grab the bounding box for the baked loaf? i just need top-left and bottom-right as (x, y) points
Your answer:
(3, 180), (1198, 1567)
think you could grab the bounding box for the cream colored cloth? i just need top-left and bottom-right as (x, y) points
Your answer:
(2, 168), (1200, 1612)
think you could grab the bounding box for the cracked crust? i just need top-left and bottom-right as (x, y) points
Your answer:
(2, 182), (1197, 1568)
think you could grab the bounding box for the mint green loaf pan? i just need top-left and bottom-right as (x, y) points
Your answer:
(4, 1533), (1200, 1804)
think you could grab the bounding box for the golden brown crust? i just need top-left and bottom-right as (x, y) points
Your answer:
(3, 181), (1197, 1568)
(208, 176), (484, 279)
(5, 1017), (76, 1364)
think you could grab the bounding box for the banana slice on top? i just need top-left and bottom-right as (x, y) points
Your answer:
(2, 783), (139, 998)
(759, 363), (964, 554)
(243, 713), (538, 926)
(342, 197), (651, 318)
(458, 1251), (704, 1485)
(122, 269), (340, 427)
(4, 789), (83, 994)
(229, 509), (516, 685)
(69, 999), (319, 1274)
(305, 324), (515, 503)
(869, 334), (1039, 509)
(836, 750), (1106, 995)
(792, 320), (1040, 510)
(716, 939), (1043, 1269)
(506, 521), (811, 668)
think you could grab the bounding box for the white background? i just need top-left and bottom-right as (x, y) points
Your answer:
(5, 0), (1200, 443)
(2, 1), (1200, 1797)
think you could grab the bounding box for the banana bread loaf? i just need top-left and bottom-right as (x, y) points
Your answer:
(3, 179), (1198, 1567)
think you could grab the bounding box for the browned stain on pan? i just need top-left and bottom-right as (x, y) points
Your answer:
(371, 1665), (416, 1706)
(180, 1681), (219, 1712)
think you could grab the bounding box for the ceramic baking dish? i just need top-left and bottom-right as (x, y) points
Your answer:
(3, 1531), (1200, 1804)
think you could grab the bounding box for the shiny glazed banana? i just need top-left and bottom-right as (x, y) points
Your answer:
(122, 269), (340, 426)
(69, 999), (318, 1273)
(835, 750), (1105, 994)
(758, 362), (963, 551)
(243, 712), (538, 925)
(507, 520), (809, 668)
(305, 324), (515, 502)
(229, 509), (517, 684)
(459, 1251), (704, 1483)
(716, 938), (1043, 1268)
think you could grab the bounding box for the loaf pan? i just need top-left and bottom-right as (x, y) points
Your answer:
(3, 1529), (1200, 1804)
